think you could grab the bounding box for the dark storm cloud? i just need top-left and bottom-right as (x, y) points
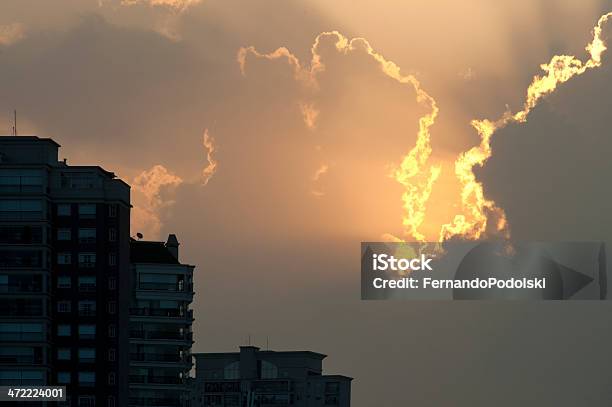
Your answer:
(478, 51), (612, 241)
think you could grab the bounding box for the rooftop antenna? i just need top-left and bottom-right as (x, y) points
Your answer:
(266, 336), (269, 351)
(12, 110), (17, 136)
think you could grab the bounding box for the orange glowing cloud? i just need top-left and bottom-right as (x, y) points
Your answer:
(239, 31), (441, 242)
(299, 102), (320, 130)
(131, 128), (218, 237)
(131, 164), (184, 239)
(119, 0), (202, 11)
(0, 23), (24, 46)
(238, 12), (612, 243)
(201, 129), (218, 186)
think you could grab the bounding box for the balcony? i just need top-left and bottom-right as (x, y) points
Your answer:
(0, 176), (43, 194)
(0, 378), (44, 386)
(0, 283), (43, 293)
(129, 353), (188, 363)
(0, 332), (44, 342)
(130, 308), (193, 319)
(129, 330), (192, 342)
(137, 283), (182, 292)
(0, 211), (43, 221)
(0, 355), (43, 364)
(129, 375), (184, 385)
(128, 397), (182, 407)
(0, 252), (43, 268)
(0, 226), (43, 244)
(0, 301), (43, 317)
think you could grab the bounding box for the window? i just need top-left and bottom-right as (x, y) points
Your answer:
(108, 277), (117, 290)
(0, 323), (44, 341)
(108, 204), (117, 218)
(108, 348), (116, 362)
(108, 396), (116, 407)
(78, 348), (95, 363)
(78, 395), (95, 407)
(57, 252), (72, 265)
(78, 372), (95, 386)
(0, 347), (42, 364)
(108, 324), (116, 338)
(139, 273), (181, 291)
(108, 228), (116, 242)
(57, 372), (71, 384)
(0, 225), (43, 244)
(0, 250), (42, 267)
(0, 170), (43, 193)
(108, 253), (116, 266)
(0, 370), (44, 385)
(107, 301), (116, 315)
(261, 360), (278, 379)
(57, 324), (71, 337)
(78, 301), (96, 316)
(0, 199), (43, 220)
(57, 228), (71, 241)
(61, 173), (99, 189)
(78, 276), (96, 292)
(78, 253), (96, 268)
(57, 301), (71, 313)
(57, 204), (71, 216)
(224, 361), (240, 379)
(78, 325), (95, 339)
(57, 348), (71, 361)
(108, 372), (116, 385)
(57, 276), (71, 289)
(78, 228), (96, 243)
(325, 382), (340, 393)
(78, 204), (96, 219)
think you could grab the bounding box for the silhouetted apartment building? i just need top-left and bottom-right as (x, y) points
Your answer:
(192, 346), (352, 407)
(129, 235), (195, 407)
(0, 136), (131, 406)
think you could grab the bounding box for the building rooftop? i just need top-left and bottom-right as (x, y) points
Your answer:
(194, 348), (328, 360)
(130, 239), (180, 264)
(0, 135), (61, 145)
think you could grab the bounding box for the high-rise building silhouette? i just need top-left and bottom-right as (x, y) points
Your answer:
(0, 136), (132, 406)
(129, 235), (195, 407)
(191, 346), (352, 407)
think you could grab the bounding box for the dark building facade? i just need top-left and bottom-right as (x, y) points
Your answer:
(0, 136), (131, 406)
(129, 236), (195, 407)
(192, 347), (352, 407)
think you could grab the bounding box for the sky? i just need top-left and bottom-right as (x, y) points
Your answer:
(1, 1), (612, 405)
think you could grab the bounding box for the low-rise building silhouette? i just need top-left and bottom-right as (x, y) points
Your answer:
(192, 346), (352, 407)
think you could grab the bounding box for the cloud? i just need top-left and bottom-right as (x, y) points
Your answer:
(239, 30), (441, 242)
(0, 23), (25, 46)
(478, 41), (612, 241)
(299, 102), (319, 130)
(131, 164), (184, 239)
(311, 163), (329, 197)
(118, 0), (202, 12)
(201, 129), (217, 185)
(131, 128), (217, 237)
(439, 12), (612, 241)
